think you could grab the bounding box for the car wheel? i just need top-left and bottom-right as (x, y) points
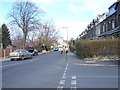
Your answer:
(30, 55), (32, 59)
(11, 59), (14, 61)
(21, 56), (24, 60)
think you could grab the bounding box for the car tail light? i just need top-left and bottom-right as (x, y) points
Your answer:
(16, 53), (20, 55)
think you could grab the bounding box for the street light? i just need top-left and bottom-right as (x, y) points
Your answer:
(61, 27), (69, 48)
(61, 27), (69, 64)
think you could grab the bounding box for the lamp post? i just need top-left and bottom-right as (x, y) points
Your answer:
(61, 27), (68, 48)
(61, 27), (69, 63)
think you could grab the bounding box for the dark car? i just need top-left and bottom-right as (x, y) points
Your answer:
(26, 47), (38, 56)
(28, 49), (38, 56)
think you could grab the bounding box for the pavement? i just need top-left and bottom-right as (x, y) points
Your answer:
(0, 51), (52, 61)
(1, 51), (119, 89)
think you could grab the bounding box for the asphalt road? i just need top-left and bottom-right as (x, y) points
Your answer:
(1, 51), (119, 89)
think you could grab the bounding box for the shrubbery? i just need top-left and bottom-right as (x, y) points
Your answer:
(75, 39), (119, 59)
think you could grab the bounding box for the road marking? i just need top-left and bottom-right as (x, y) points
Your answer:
(74, 63), (118, 67)
(64, 69), (67, 73)
(65, 67), (68, 70)
(62, 76), (66, 79)
(85, 61), (96, 63)
(72, 76), (76, 80)
(60, 80), (65, 85)
(66, 63), (68, 67)
(63, 73), (66, 76)
(71, 87), (77, 90)
(58, 63), (69, 88)
(66, 76), (118, 78)
(57, 86), (63, 90)
(71, 80), (76, 85)
(2, 63), (22, 68)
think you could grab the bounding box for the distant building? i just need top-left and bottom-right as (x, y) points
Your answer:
(78, 1), (120, 40)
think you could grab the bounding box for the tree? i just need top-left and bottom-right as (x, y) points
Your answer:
(36, 22), (60, 51)
(12, 33), (23, 47)
(0, 28), (2, 48)
(9, 1), (44, 48)
(1, 24), (11, 49)
(69, 38), (76, 52)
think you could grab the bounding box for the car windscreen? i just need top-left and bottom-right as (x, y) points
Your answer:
(29, 50), (34, 53)
(13, 50), (22, 52)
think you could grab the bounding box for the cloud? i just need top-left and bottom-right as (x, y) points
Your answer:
(56, 21), (89, 40)
(68, 4), (80, 12)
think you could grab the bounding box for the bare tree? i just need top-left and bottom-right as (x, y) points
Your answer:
(9, 1), (44, 48)
(12, 34), (23, 47)
(36, 21), (60, 50)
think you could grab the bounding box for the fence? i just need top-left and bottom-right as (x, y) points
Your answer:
(0, 47), (23, 58)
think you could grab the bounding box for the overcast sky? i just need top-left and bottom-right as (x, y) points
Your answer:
(0, 0), (117, 40)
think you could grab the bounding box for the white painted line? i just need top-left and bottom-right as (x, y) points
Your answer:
(71, 80), (76, 85)
(63, 73), (66, 76)
(85, 61), (96, 63)
(66, 63), (68, 67)
(75, 63), (118, 67)
(62, 76), (66, 79)
(57, 86), (63, 90)
(2, 63), (19, 67)
(66, 76), (118, 78)
(60, 80), (65, 84)
(71, 87), (77, 90)
(65, 67), (67, 70)
(64, 70), (66, 73)
(72, 76), (76, 80)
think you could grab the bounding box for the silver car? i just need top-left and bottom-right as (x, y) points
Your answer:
(9, 49), (32, 61)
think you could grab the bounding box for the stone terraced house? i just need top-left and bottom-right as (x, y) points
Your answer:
(78, 0), (120, 40)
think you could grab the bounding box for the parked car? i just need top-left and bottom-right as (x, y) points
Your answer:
(53, 48), (59, 51)
(58, 47), (63, 51)
(42, 50), (47, 54)
(28, 49), (38, 56)
(9, 49), (32, 61)
(26, 47), (38, 56)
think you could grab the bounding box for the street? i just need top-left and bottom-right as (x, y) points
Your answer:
(1, 51), (119, 89)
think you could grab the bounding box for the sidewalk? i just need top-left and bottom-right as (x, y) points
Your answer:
(0, 51), (52, 61)
(0, 57), (10, 61)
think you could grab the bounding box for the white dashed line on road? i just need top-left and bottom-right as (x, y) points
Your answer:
(65, 67), (68, 70)
(58, 63), (69, 88)
(71, 80), (76, 85)
(64, 70), (67, 73)
(60, 80), (65, 85)
(62, 76), (66, 79)
(72, 76), (76, 80)
(66, 63), (68, 67)
(63, 72), (66, 76)
(71, 87), (77, 90)
(57, 86), (63, 90)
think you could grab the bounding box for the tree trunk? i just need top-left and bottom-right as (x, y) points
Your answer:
(23, 32), (27, 49)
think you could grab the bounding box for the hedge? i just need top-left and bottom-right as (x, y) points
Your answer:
(75, 39), (119, 59)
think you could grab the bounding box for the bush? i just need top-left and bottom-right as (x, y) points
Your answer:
(75, 39), (119, 59)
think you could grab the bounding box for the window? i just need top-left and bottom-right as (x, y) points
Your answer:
(102, 24), (105, 32)
(105, 23), (108, 32)
(109, 3), (117, 15)
(111, 19), (115, 29)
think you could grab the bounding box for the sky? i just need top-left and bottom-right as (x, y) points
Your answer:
(0, 0), (117, 40)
